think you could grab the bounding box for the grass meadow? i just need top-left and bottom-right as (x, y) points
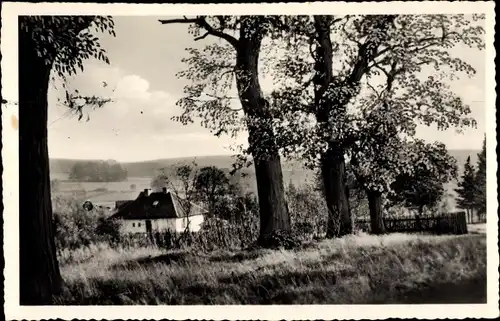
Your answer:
(49, 156), (486, 305)
(55, 231), (486, 305)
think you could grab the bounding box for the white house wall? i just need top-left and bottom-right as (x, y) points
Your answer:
(119, 218), (186, 234)
(151, 218), (177, 232)
(118, 215), (204, 235)
(175, 215), (204, 232)
(119, 219), (147, 234)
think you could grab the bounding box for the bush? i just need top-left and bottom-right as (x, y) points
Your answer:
(96, 217), (122, 244)
(286, 182), (327, 239)
(52, 196), (113, 251)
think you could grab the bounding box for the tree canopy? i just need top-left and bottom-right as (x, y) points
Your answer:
(193, 166), (232, 210)
(389, 140), (458, 214)
(270, 14), (484, 165)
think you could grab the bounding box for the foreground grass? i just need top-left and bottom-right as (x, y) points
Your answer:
(55, 232), (486, 305)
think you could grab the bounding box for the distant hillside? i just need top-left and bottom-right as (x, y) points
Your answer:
(49, 149), (480, 183)
(50, 155), (308, 180)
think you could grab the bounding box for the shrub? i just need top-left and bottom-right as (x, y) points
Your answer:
(286, 182), (327, 239)
(52, 196), (109, 250)
(96, 217), (122, 244)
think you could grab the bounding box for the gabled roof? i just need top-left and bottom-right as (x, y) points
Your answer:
(87, 191), (145, 202)
(109, 190), (206, 220)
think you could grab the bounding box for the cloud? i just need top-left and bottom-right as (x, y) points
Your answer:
(114, 74), (152, 100)
(48, 64), (216, 161)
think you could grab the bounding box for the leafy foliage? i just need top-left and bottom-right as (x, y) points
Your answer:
(193, 166), (234, 214)
(53, 196), (121, 251)
(53, 197), (107, 250)
(389, 140), (458, 213)
(286, 181), (328, 238)
(161, 16), (289, 158)
(19, 16), (116, 119)
(270, 14), (484, 166)
(20, 16), (115, 73)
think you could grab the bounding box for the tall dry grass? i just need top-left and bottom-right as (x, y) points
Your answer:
(55, 232), (486, 305)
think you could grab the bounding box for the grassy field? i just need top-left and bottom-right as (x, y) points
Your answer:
(55, 232), (486, 305)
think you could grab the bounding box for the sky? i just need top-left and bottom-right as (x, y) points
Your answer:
(47, 16), (487, 162)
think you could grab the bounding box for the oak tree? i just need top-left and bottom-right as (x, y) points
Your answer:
(159, 16), (291, 245)
(270, 14), (484, 235)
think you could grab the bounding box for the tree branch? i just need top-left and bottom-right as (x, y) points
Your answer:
(159, 16), (239, 47)
(341, 16), (362, 47)
(366, 82), (383, 100)
(203, 92), (239, 101)
(158, 17), (199, 25)
(197, 17), (239, 47)
(194, 32), (210, 41)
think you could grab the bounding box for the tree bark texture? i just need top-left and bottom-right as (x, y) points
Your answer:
(234, 22), (291, 244)
(313, 16), (352, 238)
(321, 143), (352, 237)
(19, 29), (62, 305)
(367, 190), (386, 234)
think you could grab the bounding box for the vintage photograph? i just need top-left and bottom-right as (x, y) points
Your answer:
(1, 1), (498, 320)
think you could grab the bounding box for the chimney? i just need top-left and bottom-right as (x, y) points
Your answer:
(143, 188), (149, 197)
(162, 187), (168, 194)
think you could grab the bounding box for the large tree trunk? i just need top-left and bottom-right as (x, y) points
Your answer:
(235, 24), (291, 245)
(254, 153), (291, 238)
(313, 16), (352, 238)
(366, 190), (386, 234)
(19, 29), (62, 305)
(321, 143), (352, 237)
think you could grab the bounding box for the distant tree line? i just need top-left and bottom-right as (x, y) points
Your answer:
(69, 160), (128, 182)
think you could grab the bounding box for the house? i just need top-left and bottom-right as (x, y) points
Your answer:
(108, 188), (206, 235)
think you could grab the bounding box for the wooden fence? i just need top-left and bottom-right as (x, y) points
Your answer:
(355, 211), (468, 235)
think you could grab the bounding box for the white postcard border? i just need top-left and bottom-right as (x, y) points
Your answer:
(2, 2), (498, 320)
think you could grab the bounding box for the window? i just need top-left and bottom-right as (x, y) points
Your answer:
(138, 222), (141, 227)
(132, 223), (135, 227)
(153, 200), (159, 207)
